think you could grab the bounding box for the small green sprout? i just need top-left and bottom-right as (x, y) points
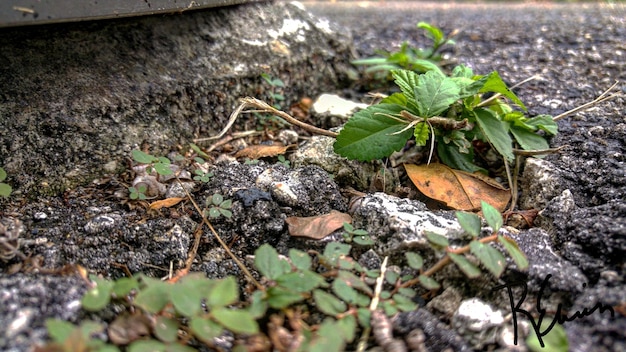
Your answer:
(276, 155), (290, 168)
(131, 150), (173, 176)
(341, 223), (374, 246)
(204, 194), (233, 219)
(193, 169), (213, 183)
(128, 185), (147, 200)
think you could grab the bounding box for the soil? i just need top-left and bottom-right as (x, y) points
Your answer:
(1, 1), (625, 351)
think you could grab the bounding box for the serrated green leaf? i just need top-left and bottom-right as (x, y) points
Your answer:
(456, 211), (481, 238)
(337, 271), (373, 295)
(254, 244), (292, 280)
(448, 253), (481, 278)
(247, 290), (268, 319)
(418, 275), (441, 290)
(510, 125), (550, 154)
(498, 235), (529, 270)
(479, 71), (526, 110)
(437, 138), (485, 173)
(206, 276), (238, 308)
(289, 249), (312, 271)
(425, 231), (449, 247)
(526, 115), (558, 135)
(413, 121), (430, 146)
(470, 241), (506, 277)
(128, 339), (166, 352)
(212, 307), (259, 335)
(190, 316), (223, 343)
(276, 270), (325, 293)
(392, 293), (418, 312)
(133, 282), (170, 313)
(474, 109), (514, 162)
(170, 282), (203, 317)
(131, 150), (156, 164)
(451, 65), (474, 78)
(482, 201), (503, 232)
(322, 242), (352, 267)
(380, 92), (408, 106)
(313, 289), (347, 316)
(405, 252), (423, 270)
(112, 277), (139, 297)
(81, 277), (114, 312)
(334, 104), (414, 161)
(154, 316), (179, 343)
(414, 70), (460, 117)
(266, 286), (305, 309)
(332, 279), (358, 304)
(391, 70), (421, 107)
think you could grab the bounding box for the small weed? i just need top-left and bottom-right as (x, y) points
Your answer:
(128, 184), (148, 200)
(341, 222), (374, 246)
(276, 154), (290, 168)
(352, 21), (456, 80)
(204, 194), (233, 219)
(131, 150), (173, 176)
(0, 167), (12, 198)
(193, 169), (213, 183)
(243, 158), (260, 165)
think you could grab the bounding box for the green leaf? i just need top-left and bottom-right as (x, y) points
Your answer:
(526, 115), (558, 135)
(510, 125), (550, 153)
(170, 281), (203, 317)
(474, 109), (515, 163)
(337, 315), (357, 343)
(470, 241), (506, 277)
(276, 270), (325, 293)
(456, 211), (481, 238)
(337, 271), (373, 295)
(407, 59), (444, 75)
(353, 234), (375, 246)
(310, 319), (347, 352)
(266, 286), (305, 309)
(254, 244), (292, 280)
(351, 57), (389, 66)
(128, 339), (166, 352)
(247, 290), (268, 319)
(212, 194), (223, 205)
(380, 92), (408, 106)
(357, 308), (372, 328)
(0, 168), (6, 182)
(437, 139), (485, 173)
(479, 71), (526, 110)
(391, 70), (421, 108)
(334, 103), (414, 161)
(133, 282), (170, 313)
(417, 21), (444, 45)
(448, 253), (481, 278)
(481, 201), (503, 232)
(405, 252), (423, 270)
(526, 318), (569, 352)
(131, 150), (156, 164)
(165, 344), (197, 352)
(425, 231), (449, 247)
(208, 207), (221, 218)
(413, 121), (430, 146)
(398, 287), (417, 298)
(218, 208), (232, 218)
(112, 277), (139, 297)
(415, 70), (461, 117)
(322, 242), (352, 267)
(498, 235), (529, 270)
(154, 316), (179, 343)
(313, 289), (347, 316)
(418, 275), (440, 290)
(332, 278), (358, 304)
(289, 249), (312, 271)
(153, 163), (173, 176)
(206, 276), (238, 308)
(392, 293), (418, 312)
(81, 276), (114, 312)
(190, 316), (223, 343)
(212, 307), (259, 335)
(451, 65), (474, 78)
(45, 319), (77, 343)
(0, 183), (11, 198)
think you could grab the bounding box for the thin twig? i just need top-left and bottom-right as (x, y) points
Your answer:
(553, 81), (622, 121)
(357, 256), (389, 352)
(512, 145), (567, 156)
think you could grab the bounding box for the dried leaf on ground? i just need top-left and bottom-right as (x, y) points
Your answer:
(404, 163), (510, 211)
(285, 210), (352, 239)
(234, 144), (294, 159)
(149, 197), (184, 210)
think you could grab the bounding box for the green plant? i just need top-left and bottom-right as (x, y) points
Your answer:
(204, 194), (233, 219)
(276, 154), (290, 168)
(128, 184), (148, 200)
(257, 73), (289, 130)
(131, 150), (173, 176)
(341, 222), (374, 246)
(0, 167), (12, 198)
(334, 67), (558, 174)
(352, 21), (456, 80)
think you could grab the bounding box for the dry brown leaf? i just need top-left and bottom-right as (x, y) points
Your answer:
(285, 210), (352, 239)
(234, 144), (294, 159)
(404, 163), (511, 211)
(149, 197), (184, 210)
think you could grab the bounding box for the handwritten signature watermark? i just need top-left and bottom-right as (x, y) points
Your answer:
(493, 274), (615, 347)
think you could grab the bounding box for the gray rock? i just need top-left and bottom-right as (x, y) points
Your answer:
(452, 298), (504, 349)
(0, 1), (354, 198)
